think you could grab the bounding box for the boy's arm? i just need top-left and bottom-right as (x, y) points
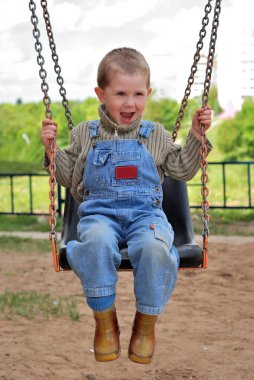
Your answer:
(161, 130), (213, 181)
(161, 105), (213, 180)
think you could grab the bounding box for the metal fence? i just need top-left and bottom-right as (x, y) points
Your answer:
(0, 161), (253, 216)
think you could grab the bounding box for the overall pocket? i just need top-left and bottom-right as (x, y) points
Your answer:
(85, 149), (112, 189)
(111, 151), (141, 186)
(94, 149), (112, 166)
(152, 222), (174, 249)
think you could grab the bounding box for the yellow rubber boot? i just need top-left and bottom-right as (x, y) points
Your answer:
(128, 311), (158, 364)
(93, 306), (120, 362)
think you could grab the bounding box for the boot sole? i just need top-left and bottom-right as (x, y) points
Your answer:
(95, 349), (121, 362)
(128, 352), (152, 364)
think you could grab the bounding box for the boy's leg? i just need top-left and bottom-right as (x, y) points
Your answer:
(126, 215), (179, 315)
(126, 215), (179, 364)
(66, 214), (122, 302)
(66, 214), (122, 361)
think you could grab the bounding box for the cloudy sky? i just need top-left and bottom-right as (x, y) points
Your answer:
(1, 0), (253, 111)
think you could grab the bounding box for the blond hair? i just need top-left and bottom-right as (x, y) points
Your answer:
(97, 47), (150, 89)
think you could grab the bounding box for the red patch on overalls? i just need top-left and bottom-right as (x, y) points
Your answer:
(115, 166), (138, 179)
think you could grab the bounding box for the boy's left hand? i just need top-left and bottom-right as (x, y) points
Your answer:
(191, 105), (213, 140)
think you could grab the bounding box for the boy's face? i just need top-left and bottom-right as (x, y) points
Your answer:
(95, 72), (152, 125)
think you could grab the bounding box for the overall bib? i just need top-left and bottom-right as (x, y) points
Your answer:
(67, 120), (179, 315)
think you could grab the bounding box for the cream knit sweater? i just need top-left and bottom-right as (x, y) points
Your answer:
(46, 105), (212, 203)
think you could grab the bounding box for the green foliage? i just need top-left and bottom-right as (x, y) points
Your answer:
(207, 85), (223, 115)
(216, 98), (254, 160)
(144, 96), (179, 131)
(215, 118), (241, 160)
(0, 96), (180, 169)
(0, 98), (99, 168)
(0, 102), (46, 165)
(0, 90), (252, 171)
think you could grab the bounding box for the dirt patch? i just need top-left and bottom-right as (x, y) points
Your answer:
(1, 237), (254, 380)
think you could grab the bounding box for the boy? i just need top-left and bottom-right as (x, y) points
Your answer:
(41, 47), (212, 364)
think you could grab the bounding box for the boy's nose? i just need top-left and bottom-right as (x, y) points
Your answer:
(125, 96), (135, 107)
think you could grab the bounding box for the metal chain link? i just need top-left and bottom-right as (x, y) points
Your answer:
(29, 0), (52, 120)
(172, 0), (213, 142)
(40, 0), (74, 131)
(201, 0), (221, 107)
(29, 0), (59, 272)
(172, 0), (222, 268)
(200, 0), (222, 267)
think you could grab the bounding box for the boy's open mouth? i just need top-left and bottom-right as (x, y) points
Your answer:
(120, 112), (135, 120)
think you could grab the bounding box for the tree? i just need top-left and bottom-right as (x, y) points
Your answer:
(207, 85), (222, 115)
(216, 97), (254, 160)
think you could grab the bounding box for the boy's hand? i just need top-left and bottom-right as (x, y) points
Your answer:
(191, 105), (212, 140)
(41, 119), (58, 149)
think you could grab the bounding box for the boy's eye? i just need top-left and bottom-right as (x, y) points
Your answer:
(116, 92), (125, 96)
(136, 92), (144, 96)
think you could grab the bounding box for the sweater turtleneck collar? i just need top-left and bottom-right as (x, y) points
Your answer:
(98, 104), (142, 134)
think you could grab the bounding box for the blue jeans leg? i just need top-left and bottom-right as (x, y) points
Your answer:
(66, 214), (122, 298)
(126, 216), (179, 315)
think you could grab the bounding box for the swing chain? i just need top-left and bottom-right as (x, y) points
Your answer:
(40, 0), (74, 131)
(29, 0), (59, 271)
(201, 0), (221, 106)
(200, 0), (221, 260)
(29, 0), (52, 120)
(171, 0), (222, 268)
(172, 0), (213, 142)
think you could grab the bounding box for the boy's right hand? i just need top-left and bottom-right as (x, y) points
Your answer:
(41, 119), (58, 149)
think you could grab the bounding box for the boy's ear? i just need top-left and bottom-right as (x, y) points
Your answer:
(94, 87), (105, 103)
(147, 88), (152, 96)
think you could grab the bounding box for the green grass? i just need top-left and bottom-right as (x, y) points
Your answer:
(0, 290), (81, 321)
(0, 236), (49, 253)
(192, 209), (254, 236)
(0, 215), (51, 232)
(0, 174), (49, 214)
(0, 161), (44, 174)
(188, 163), (254, 208)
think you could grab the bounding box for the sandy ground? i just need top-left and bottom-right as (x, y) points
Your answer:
(1, 235), (254, 380)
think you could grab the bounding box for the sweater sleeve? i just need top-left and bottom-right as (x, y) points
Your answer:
(161, 129), (213, 181)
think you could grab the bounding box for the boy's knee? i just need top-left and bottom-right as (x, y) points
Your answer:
(138, 235), (177, 268)
(142, 229), (172, 252)
(79, 219), (115, 244)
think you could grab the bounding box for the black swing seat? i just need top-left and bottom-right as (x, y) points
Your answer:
(59, 176), (203, 270)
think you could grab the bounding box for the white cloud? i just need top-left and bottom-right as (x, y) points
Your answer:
(1, 0), (254, 107)
(0, 32), (24, 87)
(77, 0), (158, 32)
(50, 2), (83, 32)
(0, 0), (28, 32)
(143, 18), (175, 55)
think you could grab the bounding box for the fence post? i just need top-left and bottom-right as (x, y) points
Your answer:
(247, 163), (252, 208)
(10, 175), (14, 213)
(222, 163), (226, 208)
(29, 175), (33, 214)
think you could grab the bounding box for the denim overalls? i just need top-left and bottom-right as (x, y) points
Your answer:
(67, 120), (179, 315)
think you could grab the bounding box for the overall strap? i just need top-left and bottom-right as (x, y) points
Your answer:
(88, 120), (100, 138)
(139, 120), (154, 138)
(88, 119), (154, 140)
